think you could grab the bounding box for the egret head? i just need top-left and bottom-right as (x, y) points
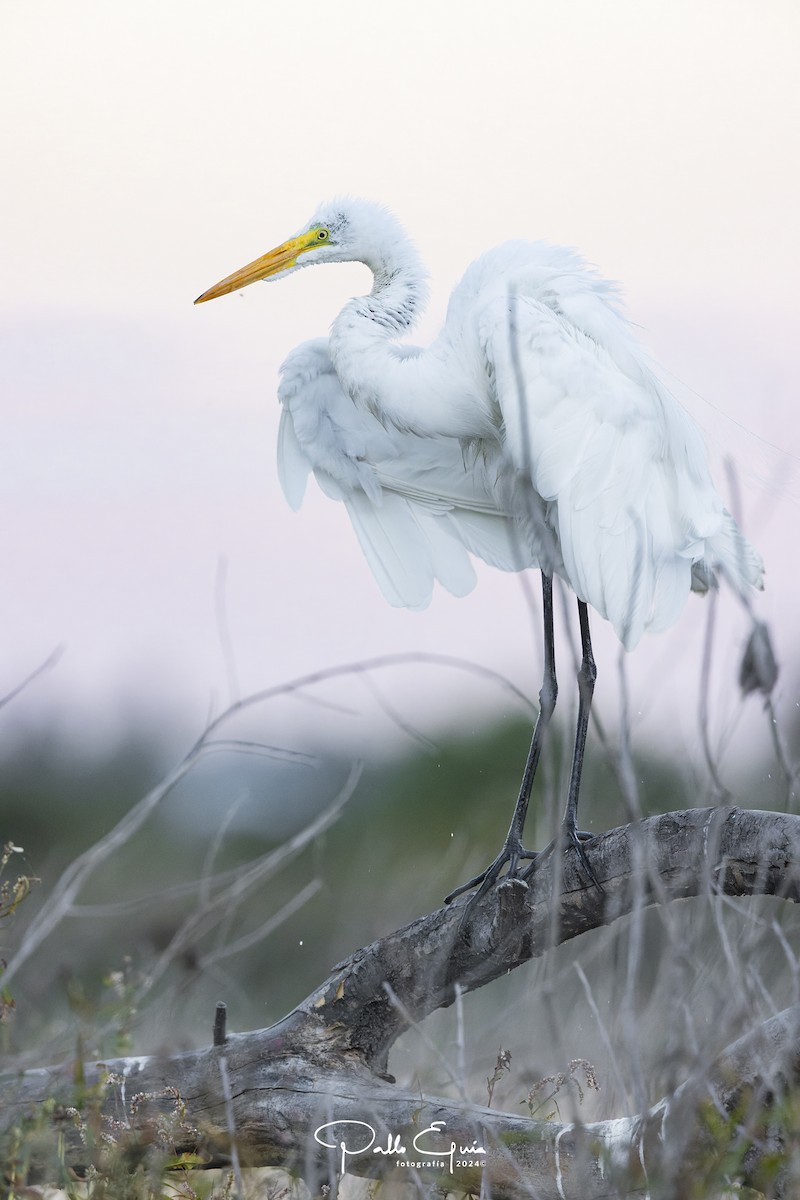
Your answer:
(194, 198), (417, 304)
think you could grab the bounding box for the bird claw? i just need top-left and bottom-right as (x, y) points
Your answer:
(522, 824), (604, 893)
(445, 823), (603, 928)
(444, 837), (536, 909)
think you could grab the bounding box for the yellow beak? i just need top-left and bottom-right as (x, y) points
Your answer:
(194, 231), (317, 304)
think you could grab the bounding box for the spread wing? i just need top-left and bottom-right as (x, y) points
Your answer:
(277, 339), (535, 609)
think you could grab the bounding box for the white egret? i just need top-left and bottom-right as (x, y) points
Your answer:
(195, 198), (763, 904)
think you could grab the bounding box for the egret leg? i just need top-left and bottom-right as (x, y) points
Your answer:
(523, 597), (601, 888)
(564, 599), (596, 840)
(444, 572), (558, 905)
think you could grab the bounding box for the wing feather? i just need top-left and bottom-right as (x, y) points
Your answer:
(483, 289), (762, 647)
(277, 339), (528, 606)
(276, 408), (311, 510)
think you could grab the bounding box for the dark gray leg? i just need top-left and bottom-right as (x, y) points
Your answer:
(524, 596), (601, 887)
(565, 598), (596, 835)
(444, 573), (557, 904)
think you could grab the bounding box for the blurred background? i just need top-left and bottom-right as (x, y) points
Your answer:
(2, 0), (800, 1123)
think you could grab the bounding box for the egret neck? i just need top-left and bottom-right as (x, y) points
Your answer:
(328, 249), (488, 442)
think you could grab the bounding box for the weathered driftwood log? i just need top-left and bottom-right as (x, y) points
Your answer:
(3, 807), (800, 1198)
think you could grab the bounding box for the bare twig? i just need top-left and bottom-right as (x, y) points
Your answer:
(0, 645), (65, 713)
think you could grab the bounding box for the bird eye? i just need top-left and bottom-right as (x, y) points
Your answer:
(316, 228), (330, 241)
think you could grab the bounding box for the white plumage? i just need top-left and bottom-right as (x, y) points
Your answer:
(196, 198), (764, 901)
(198, 198), (762, 649)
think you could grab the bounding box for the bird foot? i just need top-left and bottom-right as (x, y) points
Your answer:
(522, 823), (603, 892)
(444, 825), (603, 928)
(443, 836), (536, 908)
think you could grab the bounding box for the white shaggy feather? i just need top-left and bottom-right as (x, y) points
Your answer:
(247, 199), (761, 647)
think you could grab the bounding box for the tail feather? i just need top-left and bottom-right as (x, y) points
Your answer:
(691, 511), (764, 597)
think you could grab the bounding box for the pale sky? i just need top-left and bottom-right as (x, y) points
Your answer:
(2, 0), (799, 766)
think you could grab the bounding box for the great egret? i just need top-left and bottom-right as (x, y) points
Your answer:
(195, 198), (763, 904)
